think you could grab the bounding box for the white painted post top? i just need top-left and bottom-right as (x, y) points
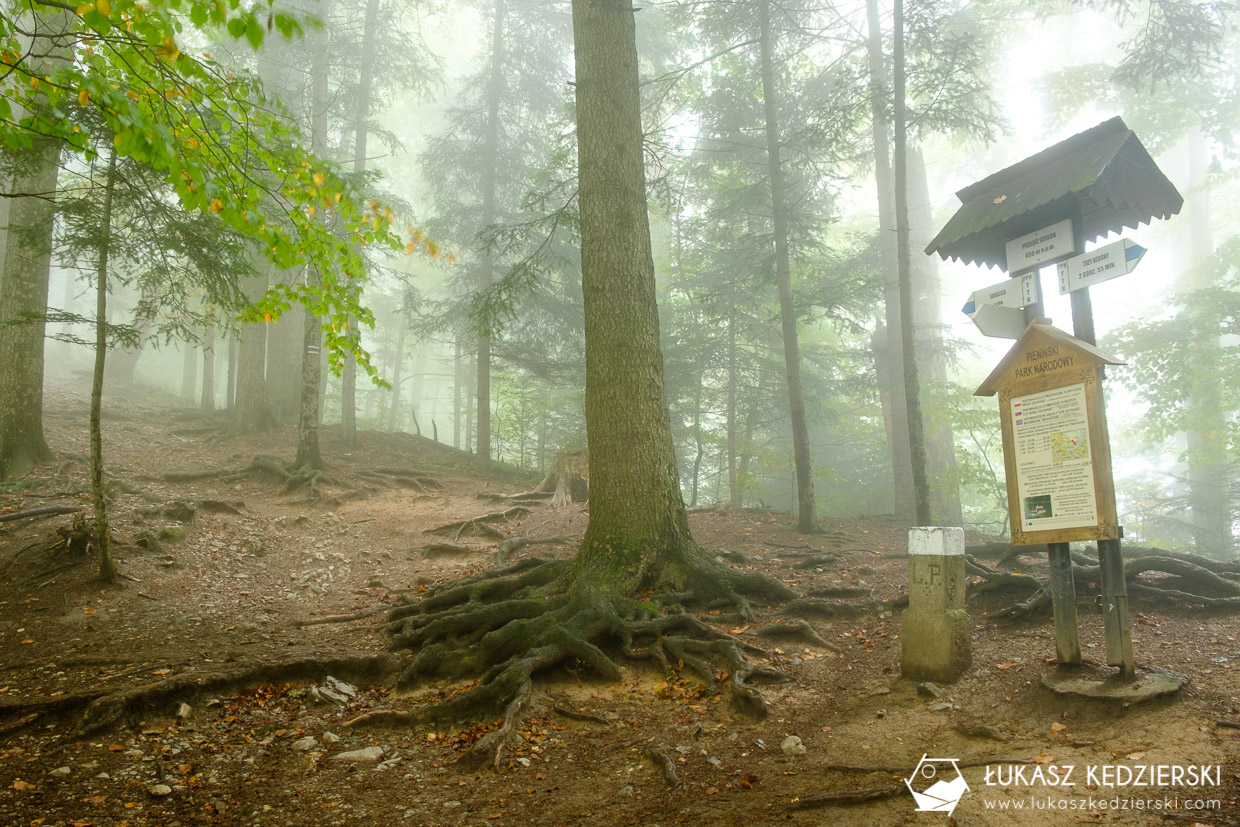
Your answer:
(908, 527), (966, 556)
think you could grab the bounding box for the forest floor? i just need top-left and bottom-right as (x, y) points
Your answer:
(0, 379), (1237, 827)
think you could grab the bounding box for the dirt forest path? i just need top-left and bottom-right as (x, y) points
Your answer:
(0, 385), (1236, 826)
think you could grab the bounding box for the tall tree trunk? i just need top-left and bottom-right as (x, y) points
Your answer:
(474, 0), (506, 469)
(865, 0), (915, 522)
(200, 320), (216, 411)
(0, 148), (57, 479)
(738, 368), (763, 504)
(465, 350), (475, 453)
(387, 300), (408, 431)
(90, 149), (118, 581)
(180, 342), (198, 402)
(726, 306), (741, 508)
(689, 345), (705, 507)
(758, 0), (815, 532)
(893, 0), (931, 525)
(1181, 126), (1231, 555)
(908, 146), (962, 525)
(571, 0), (701, 584)
(453, 338), (463, 447)
(234, 264), (273, 431)
(226, 329), (238, 410)
(264, 307), (301, 424)
(295, 27), (329, 470)
(339, 0), (382, 448)
(0, 7), (71, 479)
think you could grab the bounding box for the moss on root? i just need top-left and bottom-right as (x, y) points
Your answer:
(347, 540), (797, 769)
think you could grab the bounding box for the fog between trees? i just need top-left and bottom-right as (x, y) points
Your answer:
(1, 0), (1235, 556)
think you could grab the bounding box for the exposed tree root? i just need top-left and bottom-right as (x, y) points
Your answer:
(549, 693), (609, 725)
(883, 548), (1240, 618)
(422, 543), (489, 558)
(644, 744), (683, 791)
(785, 598), (880, 620)
(0, 654), (400, 738)
(0, 505), (81, 523)
(162, 458), (441, 507)
(787, 785), (904, 810)
(955, 723), (1012, 742)
(494, 534), (572, 565)
(289, 604), (393, 628)
(347, 548), (798, 752)
(479, 490), (554, 505)
(426, 507), (532, 538)
(751, 620), (842, 653)
(460, 678), (534, 770)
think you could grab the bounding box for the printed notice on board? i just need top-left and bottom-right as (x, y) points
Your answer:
(1010, 383), (1098, 532)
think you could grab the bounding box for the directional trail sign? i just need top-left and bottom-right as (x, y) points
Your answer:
(966, 304), (1028, 339)
(961, 271), (1038, 315)
(1057, 239), (1146, 294)
(962, 271), (1038, 339)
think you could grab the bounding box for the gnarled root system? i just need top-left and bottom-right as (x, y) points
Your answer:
(345, 550), (796, 769)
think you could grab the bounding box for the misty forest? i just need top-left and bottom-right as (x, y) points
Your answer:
(0, 0), (1237, 823)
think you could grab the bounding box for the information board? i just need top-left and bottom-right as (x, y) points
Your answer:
(1010, 383), (1098, 533)
(975, 321), (1123, 545)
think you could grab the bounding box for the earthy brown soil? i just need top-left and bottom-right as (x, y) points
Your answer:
(0, 381), (1237, 826)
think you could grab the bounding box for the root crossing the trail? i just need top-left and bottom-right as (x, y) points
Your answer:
(164, 457), (440, 506)
(345, 540), (799, 770)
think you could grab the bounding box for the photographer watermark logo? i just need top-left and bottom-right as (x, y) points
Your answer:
(906, 756), (970, 816)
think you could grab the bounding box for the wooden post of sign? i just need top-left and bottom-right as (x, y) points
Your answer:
(1098, 538), (1134, 674)
(1047, 543), (1082, 665)
(1064, 240), (1135, 677)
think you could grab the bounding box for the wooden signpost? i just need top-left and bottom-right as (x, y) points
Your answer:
(976, 321), (1132, 674)
(925, 117), (1184, 682)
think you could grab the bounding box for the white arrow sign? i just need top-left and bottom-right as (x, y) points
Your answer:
(966, 303), (1029, 339)
(961, 271), (1038, 316)
(1057, 239), (1146, 294)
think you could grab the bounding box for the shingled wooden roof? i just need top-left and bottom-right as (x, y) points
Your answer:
(925, 117), (1183, 272)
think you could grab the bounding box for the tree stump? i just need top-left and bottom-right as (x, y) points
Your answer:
(534, 448), (589, 508)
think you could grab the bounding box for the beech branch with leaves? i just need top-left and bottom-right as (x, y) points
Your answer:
(0, 0), (442, 381)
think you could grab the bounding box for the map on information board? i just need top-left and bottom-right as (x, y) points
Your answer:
(1051, 430), (1089, 463)
(1010, 384), (1099, 532)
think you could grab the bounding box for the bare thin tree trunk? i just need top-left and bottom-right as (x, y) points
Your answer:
(295, 27), (330, 470)
(726, 307), (741, 508)
(893, 0), (931, 525)
(759, 0), (815, 532)
(200, 320), (216, 411)
(339, 0), (381, 448)
(180, 342), (198, 402)
(453, 338), (462, 447)
(387, 299), (408, 431)
(866, 0), (914, 522)
(226, 329), (238, 409)
(475, 0), (507, 469)
(234, 263), (272, 431)
(90, 149), (119, 581)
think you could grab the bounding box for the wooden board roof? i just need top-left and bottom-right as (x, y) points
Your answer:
(926, 117), (1183, 272)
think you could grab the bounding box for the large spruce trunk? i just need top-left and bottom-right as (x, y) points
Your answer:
(570, 0), (702, 591)
(0, 137), (59, 479)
